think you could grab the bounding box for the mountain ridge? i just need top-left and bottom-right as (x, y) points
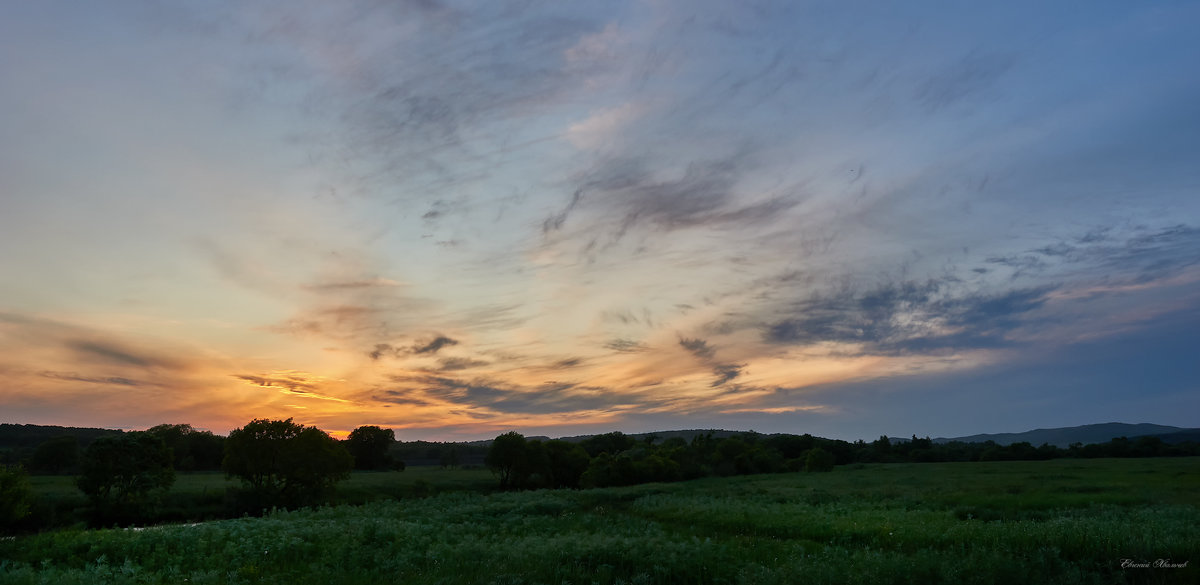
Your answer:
(933, 422), (1194, 448)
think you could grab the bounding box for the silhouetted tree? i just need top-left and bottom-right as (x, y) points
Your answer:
(145, 424), (225, 471)
(346, 425), (395, 470)
(31, 436), (78, 474)
(523, 440), (551, 488)
(580, 431), (636, 457)
(439, 446), (460, 469)
(486, 431), (529, 489)
(77, 432), (175, 523)
(872, 435), (892, 461)
(542, 440), (590, 488)
(223, 418), (352, 510)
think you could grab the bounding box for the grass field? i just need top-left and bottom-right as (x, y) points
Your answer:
(21, 466), (497, 529)
(2, 458), (1197, 584)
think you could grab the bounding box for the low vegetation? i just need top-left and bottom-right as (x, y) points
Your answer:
(1, 457), (1196, 584)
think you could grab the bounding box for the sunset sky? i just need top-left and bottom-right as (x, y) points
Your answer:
(2, 1), (1198, 441)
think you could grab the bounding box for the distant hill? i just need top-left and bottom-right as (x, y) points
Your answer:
(0, 423), (123, 450)
(461, 429), (750, 447)
(935, 423), (1195, 448)
(554, 429), (748, 444)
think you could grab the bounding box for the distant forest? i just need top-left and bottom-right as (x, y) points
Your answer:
(3, 421), (1198, 480)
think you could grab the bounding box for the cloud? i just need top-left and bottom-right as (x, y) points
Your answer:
(240, 2), (603, 199)
(437, 356), (490, 371)
(66, 339), (181, 370)
(678, 336), (715, 360)
(372, 389), (434, 407)
(368, 343), (400, 361)
(366, 335), (461, 360)
(304, 278), (404, 290)
(40, 371), (146, 386)
(411, 335), (458, 354)
(915, 51), (1015, 113)
(1004, 224), (1200, 285)
(710, 363), (745, 387)
(605, 338), (649, 353)
(234, 373), (351, 403)
(566, 102), (647, 150)
(546, 151), (800, 242)
(235, 374), (317, 391)
(765, 281), (1053, 354)
(382, 373), (650, 416)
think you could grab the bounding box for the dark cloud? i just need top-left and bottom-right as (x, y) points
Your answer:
(412, 335), (459, 354)
(605, 338), (649, 353)
(407, 374), (628, 415)
(368, 343), (400, 361)
(40, 371), (144, 386)
(678, 336), (748, 387)
(710, 364), (745, 387)
(766, 281), (1052, 353)
(67, 340), (176, 369)
(372, 389), (434, 407)
(367, 334), (460, 360)
(678, 336), (715, 360)
(437, 356), (490, 371)
(234, 374), (317, 391)
(979, 224), (1200, 291)
(546, 152), (802, 242)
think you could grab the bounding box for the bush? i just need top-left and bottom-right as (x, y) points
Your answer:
(0, 464), (33, 530)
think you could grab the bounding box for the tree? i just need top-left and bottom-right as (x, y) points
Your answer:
(346, 425), (395, 470)
(223, 418), (353, 509)
(485, 431), (528, 489)
(542, 440), (590, 488)
(0, 464), (33, 530)
(31, 436), (79, 474)
(76, 432), (175, 516)
(439, 446), (460, 469)
(579, 431), (636, 457)
(145, 423), (226, 471)
(804, 447), (835, 472)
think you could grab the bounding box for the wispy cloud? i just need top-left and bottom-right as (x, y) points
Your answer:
(3, 1), (1198, 438)
(40, 371), (147, 387)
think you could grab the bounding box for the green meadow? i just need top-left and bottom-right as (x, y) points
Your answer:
(3, 458), (1197, 584)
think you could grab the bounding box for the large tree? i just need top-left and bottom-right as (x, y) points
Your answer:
(345, 425), (395, 470)
(485, 431), (529, 489)
(76, 432), (175, 510)
(31, 436), (79, 475)
(223, 418), (353, 509)
(145, 423), (226, 471)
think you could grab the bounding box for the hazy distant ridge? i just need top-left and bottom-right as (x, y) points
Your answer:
(934, 423), (1193, 448)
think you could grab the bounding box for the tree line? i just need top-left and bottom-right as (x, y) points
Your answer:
(1, 419), (402, 529)
(3, 420), (1198, 531)
(480, 430), (1200, 491)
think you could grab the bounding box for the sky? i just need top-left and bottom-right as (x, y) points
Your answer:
(1, 1), (1198, 442)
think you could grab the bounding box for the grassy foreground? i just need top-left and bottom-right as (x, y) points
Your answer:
(2, 458), (1197, 584)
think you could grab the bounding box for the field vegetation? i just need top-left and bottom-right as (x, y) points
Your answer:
(2, 457), (1197, 584)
